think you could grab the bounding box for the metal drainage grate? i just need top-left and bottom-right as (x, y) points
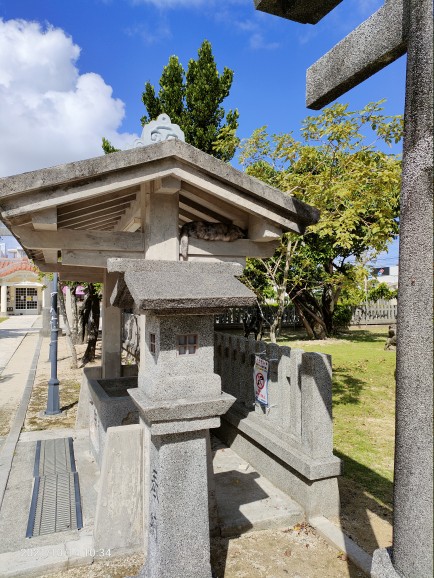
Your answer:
(26, 437), (83, 538)
(34, 437), (76, 477)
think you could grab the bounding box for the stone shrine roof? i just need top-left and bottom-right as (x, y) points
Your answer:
(108, 259), (256, 314)
(0, 138), (320, 281)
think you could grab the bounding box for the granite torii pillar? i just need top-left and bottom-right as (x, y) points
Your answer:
(108, 258), (256, 578)
(254, 1), (433, 577)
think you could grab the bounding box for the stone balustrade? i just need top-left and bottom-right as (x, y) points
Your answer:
(214, 332), (341, 517)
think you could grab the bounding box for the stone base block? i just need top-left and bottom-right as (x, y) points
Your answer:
(142, 429), (213, 578)
(76, 364), (139, 430)
(76, 366), (102, 429)
(94, 424), (143, 553)
(129, 388), (235, 435)
(216, 419), (340, 518)
(89, 375), (139, 466)
(371, 548), (400, 578)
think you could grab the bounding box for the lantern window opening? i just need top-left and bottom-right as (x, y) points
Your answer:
(150, 333), (156, 355)
(177, 334), (198, 355)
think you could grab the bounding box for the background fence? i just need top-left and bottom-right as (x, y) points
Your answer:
(214, 299), (397, 330)
(350, 299), (397, 325)
(122, 299), (397, 360)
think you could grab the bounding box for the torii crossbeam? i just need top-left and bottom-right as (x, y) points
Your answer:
(254, 1), (433, 577)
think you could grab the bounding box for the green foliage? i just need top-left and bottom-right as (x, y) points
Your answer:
(333, 304), (353, 327)
(240, 258), (276, 301)
(241, 101), (402, 258)
(367, 281), (397, 302)
(240, 101), (403, 337)
(102, 137), (120, 154)
(141, 40), (239, 162)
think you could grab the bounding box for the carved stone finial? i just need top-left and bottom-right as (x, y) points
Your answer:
(135, 113), (185, 148)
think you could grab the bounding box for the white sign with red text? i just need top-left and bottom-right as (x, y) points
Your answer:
(253, 355), (269, 406)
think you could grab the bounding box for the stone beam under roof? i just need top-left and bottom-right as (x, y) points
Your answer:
(253, 0), (342, 24)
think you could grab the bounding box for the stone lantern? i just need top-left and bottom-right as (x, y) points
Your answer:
(109, 259), (255, 576)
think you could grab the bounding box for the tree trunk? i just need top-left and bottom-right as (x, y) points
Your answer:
(321, 284), (335, 335)
(294, 301), (316, 339)
(269, 235), (297, 343)
(293, 293), (327, 339)
(69, 285), (80, 344)
(80, 284), (101, 366)
(269, 295), (285, 343)
(74, 287), (86, 345)
(57, 281), (78, 369)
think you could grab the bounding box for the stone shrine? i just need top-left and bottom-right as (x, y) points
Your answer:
(0, 114), (321, 577)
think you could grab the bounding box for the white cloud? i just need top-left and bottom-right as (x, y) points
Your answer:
(249, 32), (279, 51)
(297, 26), (319, 46)
(0, 19), (138, 178)
(235, 19), (257, 32)
(124, 21), (171, 44)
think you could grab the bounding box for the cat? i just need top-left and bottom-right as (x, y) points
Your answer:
(180, 221), (246, 259)
(384, 325), (397, 350)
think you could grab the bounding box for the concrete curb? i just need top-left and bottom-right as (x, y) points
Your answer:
(0, 529), (142, 578)
(309, 515), (372, 576)
(0, 529), (95, 578)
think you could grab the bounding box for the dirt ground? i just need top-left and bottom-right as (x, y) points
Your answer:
(22, 336), (102, 432)
(22, 334), (391, 577)
(39, 524), (366, 578)
(333, 477), (392, 555)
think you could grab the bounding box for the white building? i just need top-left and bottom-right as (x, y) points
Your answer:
(0, 227), (45, 316)
(372, 265), (399, 289)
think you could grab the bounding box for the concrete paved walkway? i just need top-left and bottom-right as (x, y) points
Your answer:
(0, 315), (41, 375)
(0, 316), (43, 510)
(0, 316), (42, 443)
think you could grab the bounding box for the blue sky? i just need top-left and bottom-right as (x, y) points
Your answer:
(0, 0), (405, 264)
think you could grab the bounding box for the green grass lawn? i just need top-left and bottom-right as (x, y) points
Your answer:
(276, 325), (396, 510)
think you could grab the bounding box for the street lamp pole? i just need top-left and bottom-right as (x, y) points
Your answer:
(46, 272), (61, 415)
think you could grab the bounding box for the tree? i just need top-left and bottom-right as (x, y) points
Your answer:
(142, 40), (239, 162)
(102, 137), (119, 155)
(52, 278), (102, 367)
(35, 269), (78, 369)
(57, 280), (78, 369)
(240, 101), (403, 340)
(79, 283), (102, 366)
(367, 280), (397, 302)
(103, 40), (239, 161)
